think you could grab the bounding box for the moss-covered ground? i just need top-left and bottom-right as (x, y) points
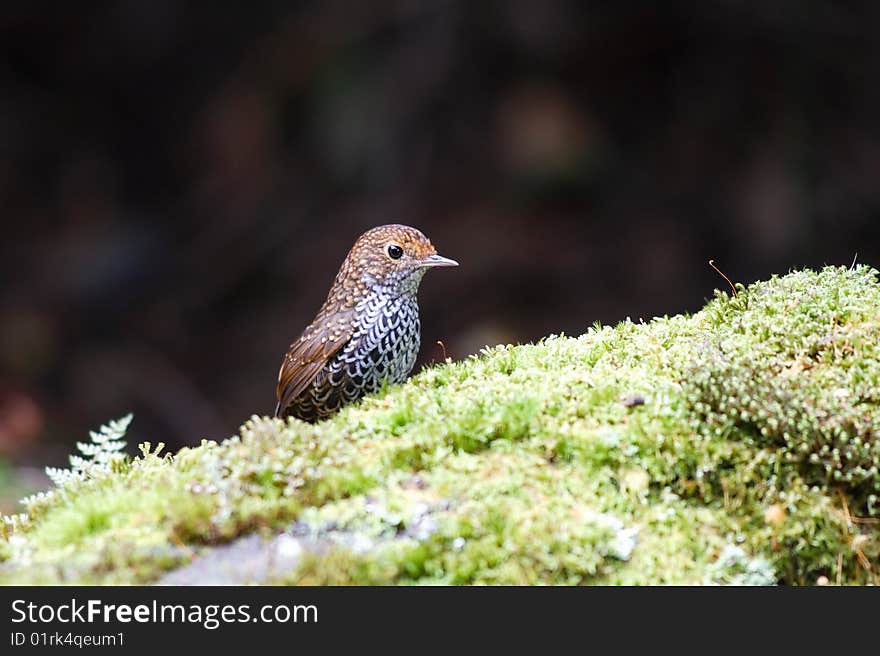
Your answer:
(2, 266), (878, 584)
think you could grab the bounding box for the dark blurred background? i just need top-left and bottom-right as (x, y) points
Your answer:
(2, 1), (880, 509)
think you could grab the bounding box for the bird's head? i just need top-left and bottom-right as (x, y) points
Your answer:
(346, 224), (458, 296)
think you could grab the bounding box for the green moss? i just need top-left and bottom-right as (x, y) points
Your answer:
(2, 265), (878, 584)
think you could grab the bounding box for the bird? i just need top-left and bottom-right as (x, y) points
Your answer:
(275, 224), (458, 422)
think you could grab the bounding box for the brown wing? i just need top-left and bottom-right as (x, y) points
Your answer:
(275, 307), (356, 417)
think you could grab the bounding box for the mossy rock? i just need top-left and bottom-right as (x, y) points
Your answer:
(1, 266), (878, 584)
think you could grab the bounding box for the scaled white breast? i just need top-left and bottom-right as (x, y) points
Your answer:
(313, 292), (421, 410)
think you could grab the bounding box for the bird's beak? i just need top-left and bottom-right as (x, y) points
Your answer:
(419, 254), (459, 268)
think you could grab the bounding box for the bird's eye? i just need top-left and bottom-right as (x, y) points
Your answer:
(387, 244), (404, 260)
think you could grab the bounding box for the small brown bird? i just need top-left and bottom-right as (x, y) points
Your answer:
(275, 224), (458, 422)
